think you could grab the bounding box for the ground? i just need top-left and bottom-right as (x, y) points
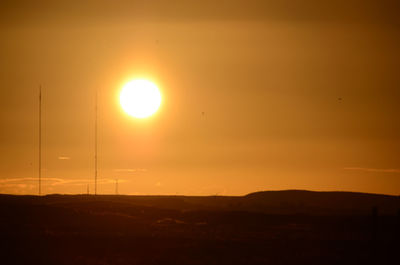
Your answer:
(0, 191), (398, 265)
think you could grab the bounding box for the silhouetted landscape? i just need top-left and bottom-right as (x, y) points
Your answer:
(1, 190), (399, 265)
(2, 1), (400, 264)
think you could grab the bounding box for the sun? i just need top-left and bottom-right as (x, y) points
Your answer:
(119, 79), (162, 119)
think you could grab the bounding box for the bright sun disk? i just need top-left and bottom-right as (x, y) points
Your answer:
(119, 79), (162, 118)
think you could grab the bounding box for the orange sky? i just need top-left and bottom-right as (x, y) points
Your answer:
(1, 0), (399, 195)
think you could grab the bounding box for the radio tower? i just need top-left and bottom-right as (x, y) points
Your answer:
(38, 85), (42, 196)
(94, 89), (98, 195)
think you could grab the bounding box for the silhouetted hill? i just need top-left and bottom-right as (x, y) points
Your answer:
(242, 190), (400, 215)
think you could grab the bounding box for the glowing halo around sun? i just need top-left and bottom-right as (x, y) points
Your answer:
(119, 79), (162, 119)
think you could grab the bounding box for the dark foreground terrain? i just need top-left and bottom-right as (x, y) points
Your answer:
(0, 190), (399, 265)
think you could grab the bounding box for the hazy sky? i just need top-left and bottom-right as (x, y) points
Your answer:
(1, 0), (399, 195)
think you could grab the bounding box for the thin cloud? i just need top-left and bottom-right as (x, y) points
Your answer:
(49, 178), (129, 186)
(344, 167), (400, 173)
(0, 177), (60, 184)
(114, 168), (147, 173)
(58, 156), (71, 160)
(0, 177), (129, 187)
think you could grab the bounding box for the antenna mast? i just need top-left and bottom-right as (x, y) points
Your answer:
(38, 85), (42, 195)
(115, 179), (118, 195)
(94, 89), (98, 195)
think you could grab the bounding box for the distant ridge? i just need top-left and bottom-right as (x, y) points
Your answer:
(0, 190), (399, 215)
(245, 189), (396, 197)
(243, 190), (400, 214)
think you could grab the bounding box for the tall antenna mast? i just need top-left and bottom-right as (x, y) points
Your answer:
(94, 89), (98, 195)
(115, 179), (118, 195)
(38, 85), (42, 196)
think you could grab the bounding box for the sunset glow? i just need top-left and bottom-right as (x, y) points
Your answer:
(1, 0), (399, 197)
